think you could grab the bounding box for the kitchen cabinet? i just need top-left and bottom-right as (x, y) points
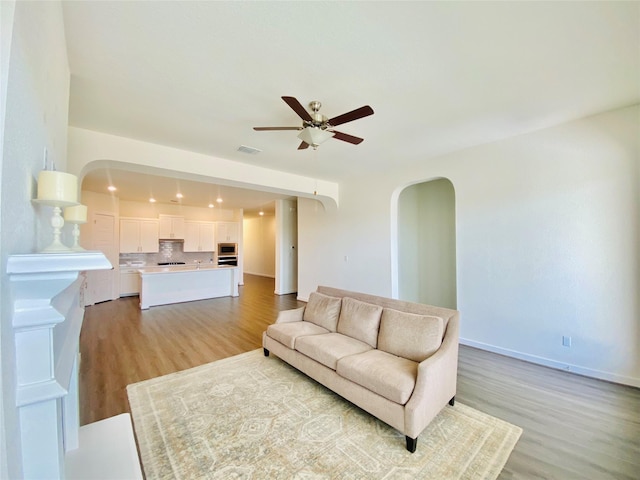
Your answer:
(120, 218), (159, 253)
(120, 268), (140, 296)
(158, 215), (185, 239)
(184, 221), (216, 252)
(216, 222), (239, 243)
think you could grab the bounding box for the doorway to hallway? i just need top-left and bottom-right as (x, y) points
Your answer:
(397, 178), (456, 309)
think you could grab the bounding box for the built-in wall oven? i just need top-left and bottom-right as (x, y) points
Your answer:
(217, 243), (238, 266)
(217, 256), (238, 267)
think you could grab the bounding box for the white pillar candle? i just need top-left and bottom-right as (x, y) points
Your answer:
(37, 170), (78, 205)
(64, 204), (87, 223)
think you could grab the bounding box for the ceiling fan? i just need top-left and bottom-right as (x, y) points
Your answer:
(254, 96), (374, 150)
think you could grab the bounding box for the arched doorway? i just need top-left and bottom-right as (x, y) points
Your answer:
(397, 178), (457, 308)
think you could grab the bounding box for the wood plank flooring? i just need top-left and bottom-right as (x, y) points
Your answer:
(79, 274), (304, 426)
(79, 274), (640, 479)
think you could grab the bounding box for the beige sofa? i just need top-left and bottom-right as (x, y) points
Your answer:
(262, 286), (460, 452)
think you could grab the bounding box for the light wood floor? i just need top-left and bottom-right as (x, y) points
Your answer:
(80, 274), (640, 479)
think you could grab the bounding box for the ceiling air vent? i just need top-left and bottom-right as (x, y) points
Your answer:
(237, 145), (262, 155)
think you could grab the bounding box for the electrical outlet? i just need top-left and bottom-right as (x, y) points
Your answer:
(562, 335), (572, 347)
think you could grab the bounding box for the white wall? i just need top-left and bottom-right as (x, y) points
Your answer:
(0, 1), (70, 476)
(243, 215), (276, 277)
(299, 175), (402, 300)
(299, 105), (640, 387)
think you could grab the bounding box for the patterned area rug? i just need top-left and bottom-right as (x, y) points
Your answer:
(127, 349), (522, 479)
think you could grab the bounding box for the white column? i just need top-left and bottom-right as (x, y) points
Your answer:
(275, 199), (298, 295)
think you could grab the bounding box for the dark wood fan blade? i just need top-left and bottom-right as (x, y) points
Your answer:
(282, 96), (313, 122)
(328, 105), (374, 127)
(331, 130), (364, 145)
(253, 127), (301, 131)
(298, 141), (310, 150)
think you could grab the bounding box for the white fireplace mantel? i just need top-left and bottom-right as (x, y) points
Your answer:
(7, 251), (112, 479)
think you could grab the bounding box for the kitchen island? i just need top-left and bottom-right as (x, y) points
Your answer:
(138, 265), (239, 309)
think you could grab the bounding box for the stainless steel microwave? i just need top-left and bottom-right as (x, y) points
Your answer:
(217, 242), (238, 256)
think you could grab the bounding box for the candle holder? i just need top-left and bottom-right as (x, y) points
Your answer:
(64, 205), (88, 251)
(33, 170), (79, 252)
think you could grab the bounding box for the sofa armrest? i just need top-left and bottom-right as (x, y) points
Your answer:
(275, 306), (306, 324)
(403, 314), (459, 438)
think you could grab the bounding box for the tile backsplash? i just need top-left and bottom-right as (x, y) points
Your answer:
(119, 241), (216, 266)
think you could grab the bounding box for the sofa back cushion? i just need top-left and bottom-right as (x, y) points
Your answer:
(336, 297), (383, 348)
(303, 292), (342, 332)
(276, 306), (305, 323)
(317, 285), (458, 330)
(378, 308), (444, 362)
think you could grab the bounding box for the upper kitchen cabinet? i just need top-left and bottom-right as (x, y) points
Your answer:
(216, 222), (239, 243)
(184, 221), (215, 252)
(120, 218), (159, 253)
(158, 215), (185, 240)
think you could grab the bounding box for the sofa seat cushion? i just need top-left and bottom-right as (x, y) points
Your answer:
(378, 308), (444, 362)
(336, 297), (383, 348)
(303, 292), (342, 332)
(337, 350), (418, 405)
(295, 333), (372, 370)
(266, 321), (329, 349)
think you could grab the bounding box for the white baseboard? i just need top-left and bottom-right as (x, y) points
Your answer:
(460, 338), (640, 388)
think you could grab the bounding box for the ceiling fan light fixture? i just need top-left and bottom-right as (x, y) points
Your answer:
(298, 127), (334, 149)
(255, 97), (372, 149)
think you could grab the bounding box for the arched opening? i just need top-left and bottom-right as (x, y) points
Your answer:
(396, 178), (457, 308)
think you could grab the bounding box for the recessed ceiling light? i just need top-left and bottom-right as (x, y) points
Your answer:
(216, 197), (223, 203)
(107, 185), (117, 192)
(176, 193), (183, 199)
(259, 211), (264, 216)
(149, 198), (156, 203)
(208, 204), (214, 208)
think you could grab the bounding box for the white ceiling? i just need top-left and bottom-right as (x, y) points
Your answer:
(62, 1), (639, 208)
(81, 168), (292, 216)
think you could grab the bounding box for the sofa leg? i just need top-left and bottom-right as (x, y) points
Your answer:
(449, 396), (455, 406)
(263, 348), (270, 357)
(406, 436), (417, 453)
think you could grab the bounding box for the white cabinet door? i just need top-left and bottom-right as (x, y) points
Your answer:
(120, 219), (141, 253)
(119, 218), (159, 253)
(184, 222), (215, 252)
(159, 215), (185, 239)
(139, 220), (159, 252)
(120, 271), (140, 296)
(183, 221), (201, 252)
(199, 222), (216, 251)
(216, 222), (239, 243)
